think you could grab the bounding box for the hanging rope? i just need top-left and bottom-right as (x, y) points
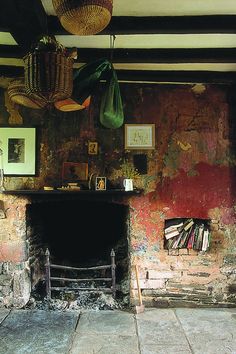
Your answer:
(110, 34), (116, 63)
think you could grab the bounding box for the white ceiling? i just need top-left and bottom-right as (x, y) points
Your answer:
(1, 0), (236, 81)
(41, 0), (236, 17)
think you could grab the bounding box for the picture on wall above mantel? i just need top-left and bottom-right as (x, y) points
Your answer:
(0, 127), (36, 175)
(62, 162), (88, 182)
(125, 124), (155, 150)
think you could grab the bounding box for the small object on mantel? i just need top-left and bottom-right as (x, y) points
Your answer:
(57, 184), (81, 191)
(67, 183), (78, 188)
(67, 183), (81, 190)
(43, 186), (54, 191)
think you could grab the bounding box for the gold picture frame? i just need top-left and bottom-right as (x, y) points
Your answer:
(125, 124), (155, 150)
(88, 141), (98, 155)
(95, 177), (106, 191)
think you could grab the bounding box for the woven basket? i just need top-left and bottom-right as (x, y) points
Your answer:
(52, 0), (113, 35)
(23, 51), (73, 105)
(7, 79), (46, 109)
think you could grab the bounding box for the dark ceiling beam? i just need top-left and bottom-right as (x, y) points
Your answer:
(1, 46), (236, 63)
(116, 70), (236, 84)
(0, 46), (233, 62)
(0, 63), (236, 85)
(31, 0), (48, 34)
(47, 15), (236, 35)
(0, 45), (24, 58)
(74, 48), (236, 64)
(0, 65), (23, 77)
(0, 0), (48, 53)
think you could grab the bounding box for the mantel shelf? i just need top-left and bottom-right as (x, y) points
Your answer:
(2, 189), (142, 196)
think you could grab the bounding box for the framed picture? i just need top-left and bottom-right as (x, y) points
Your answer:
(88, 141), (98, 155)
(125, 124), (155, 150)
(95, 177), (106, 191)
(62, 162), (88, 182)
(0, 127), (36, 175)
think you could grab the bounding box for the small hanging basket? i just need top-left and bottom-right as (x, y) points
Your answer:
(52, 0), (113, 35)
(23, 36), (73, 106)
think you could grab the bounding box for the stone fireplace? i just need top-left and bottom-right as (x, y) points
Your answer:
(0, 191), (133, 308)
(1, 184), (236, 309)
(27, 198), (129, 296)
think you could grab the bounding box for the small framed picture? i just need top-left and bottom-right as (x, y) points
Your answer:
(62, 162), (88, 182)
(125, 124), (155, 150)
(95, 177), (106, 191)
(88, 141), (98, 155)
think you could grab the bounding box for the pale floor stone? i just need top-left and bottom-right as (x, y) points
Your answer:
(141, 345), (192, 354)
(0, 309), (78, 354)
(0, 307), (235, 354)
(70, 334), (139, 354)
(70, 310), (139, 354)
(136, 309), (191, 352)
(76, 309), (137, 336)
(175, 308), (236, 354)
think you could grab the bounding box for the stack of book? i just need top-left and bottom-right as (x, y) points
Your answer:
(164, 218), (210, 251)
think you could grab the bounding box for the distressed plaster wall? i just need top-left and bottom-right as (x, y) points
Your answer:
(127, 84), (236, 307)
(0, 82), (236, 307)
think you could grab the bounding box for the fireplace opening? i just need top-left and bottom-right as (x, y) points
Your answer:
(26, 199), (130, 307)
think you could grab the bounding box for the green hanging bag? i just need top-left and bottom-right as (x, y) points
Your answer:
(100, 67), (124, 129)
(72, 58), (112, 104)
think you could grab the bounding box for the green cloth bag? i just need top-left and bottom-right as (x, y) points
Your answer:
(72, 58), (112, 104)
(99, 67), (124, 129)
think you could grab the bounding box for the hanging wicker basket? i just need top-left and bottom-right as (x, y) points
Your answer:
(52, 0), (113, 35)
(23, 36), (74, 106)
(7, 78), (46, 109)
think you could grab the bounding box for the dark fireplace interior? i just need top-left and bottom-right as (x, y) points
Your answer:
(26, 198), (129, 302)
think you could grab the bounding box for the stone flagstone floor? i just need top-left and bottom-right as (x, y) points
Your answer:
(0, 307), (236, 354)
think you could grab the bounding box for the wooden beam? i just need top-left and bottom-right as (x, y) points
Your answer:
(73, 48), (236, 64)
(116, 70), (236, 84)
(0, 65), (23, 77)
(0, 45), (24, 58)
(31, 0), (48, 34)
(0, 0), (48, 52)
(1, 64), (236, 84)
(47, 15), (236, 35)
(1, 45), (236, 64)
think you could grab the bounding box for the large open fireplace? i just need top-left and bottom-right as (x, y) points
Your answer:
(26, 195), (130, 307)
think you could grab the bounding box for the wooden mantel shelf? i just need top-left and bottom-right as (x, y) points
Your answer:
(2, 189), (142, 196)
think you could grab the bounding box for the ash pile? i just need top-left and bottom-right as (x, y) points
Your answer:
(27, 279), (129, 311)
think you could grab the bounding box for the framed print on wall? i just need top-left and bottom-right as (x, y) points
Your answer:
(62, 162), (88, 182)
(125, 124), (155, 150)
(0, 127), (36, 175)
(95, 177), (106, 191)
(88, 141), (98, 155)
